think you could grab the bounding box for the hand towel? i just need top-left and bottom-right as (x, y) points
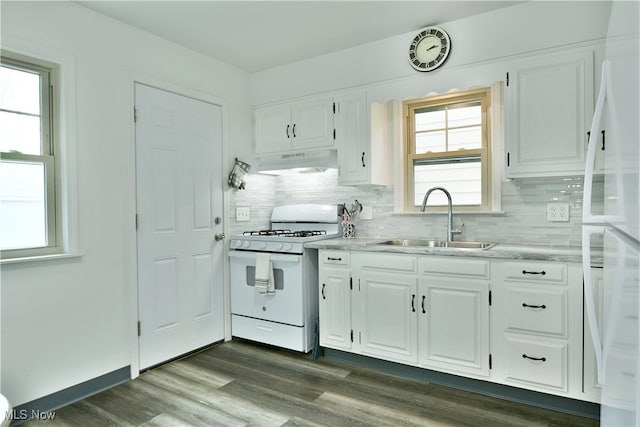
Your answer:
(255, 253), (275, 295)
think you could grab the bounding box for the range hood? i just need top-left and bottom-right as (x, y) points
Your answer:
(256, 149), (337, 174)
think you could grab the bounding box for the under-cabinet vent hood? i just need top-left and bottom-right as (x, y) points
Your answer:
(256, 149), (337, 175)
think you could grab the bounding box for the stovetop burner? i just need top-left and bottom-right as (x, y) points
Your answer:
(242, 229), (328, 238)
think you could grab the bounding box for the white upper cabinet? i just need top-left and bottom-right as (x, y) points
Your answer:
(334, 92), (391, 186)
(505, 49), (594, 177)
(255, 97), (335, 155)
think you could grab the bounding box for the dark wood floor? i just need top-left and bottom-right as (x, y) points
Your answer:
(24, 340), (598, 426)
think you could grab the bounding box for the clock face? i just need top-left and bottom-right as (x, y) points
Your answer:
(408, 27), (451, 72)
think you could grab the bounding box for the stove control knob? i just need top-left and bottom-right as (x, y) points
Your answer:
(275, 243), (283, 251)
(242, 241), (251, 249)
(259, 242), (267, 250)
(284, 244), (292, 251)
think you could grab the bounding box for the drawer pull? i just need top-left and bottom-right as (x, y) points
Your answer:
(522, 270), (546, 275)
(411, 294), (416, 312)
(522, 354), (547, 362)
(421, 295), (426, 314)
(327, 257), (342, 261)
(321, 283), (326, 300)
(522, 303), (547, 309)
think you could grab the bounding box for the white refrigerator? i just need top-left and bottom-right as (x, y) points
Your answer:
(582, 2), (640, 426)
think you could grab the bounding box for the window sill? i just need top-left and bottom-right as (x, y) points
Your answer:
(0, 252), (84, 265)
(392, 211), (506, 216)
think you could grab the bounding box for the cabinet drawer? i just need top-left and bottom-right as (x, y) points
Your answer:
(420, 257), (489, 279)
(358, 253), (416, 273)
(505, 287), (568, 337)
(502, 261), (567, 285)
(320, 250), (350, 267)
(504, 337), (567, 391)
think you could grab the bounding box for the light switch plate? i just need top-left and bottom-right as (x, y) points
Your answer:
(360, 205), (373, 220)
(236, 206), (250, 222)
(546, 203), (570, 222)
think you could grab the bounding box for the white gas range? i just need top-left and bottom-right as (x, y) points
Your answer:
(229, 204), (339, 352)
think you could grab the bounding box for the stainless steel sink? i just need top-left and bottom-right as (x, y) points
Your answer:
(377, 239), (496, 250)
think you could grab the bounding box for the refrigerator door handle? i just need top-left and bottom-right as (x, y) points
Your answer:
(582, 225), (606, 385)
(583, 60), (610, 224)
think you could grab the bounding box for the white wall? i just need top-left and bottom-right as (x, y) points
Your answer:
(0, 1), (251, 406)
(251, 1), (611, 104)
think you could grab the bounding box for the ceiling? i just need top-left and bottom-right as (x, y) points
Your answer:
(76, 1), (524, 73)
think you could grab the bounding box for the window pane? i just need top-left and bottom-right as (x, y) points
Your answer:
(415, 107), (445, 132)
(413, 157), (482, 206)
(0, 111), (42, 154)
(448, 126), (482, 151)
(0, 160), (47, 250)
(0, 65), (41, 115)
(415, 130), (446, 153)
(448, 103), (481, 128)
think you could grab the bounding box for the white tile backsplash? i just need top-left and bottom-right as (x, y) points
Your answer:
(229, 169), (603, 246)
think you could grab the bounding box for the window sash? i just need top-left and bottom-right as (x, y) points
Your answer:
(1, 52), (58, 259)
(404, 88), (491, 212)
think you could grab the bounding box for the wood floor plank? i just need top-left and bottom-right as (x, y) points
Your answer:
(22, 340), (598, 427)
(139, 367), (289, 426)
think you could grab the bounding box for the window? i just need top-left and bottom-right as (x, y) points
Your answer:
(404, 88), (492, 212)
(1, 52), (59, 258)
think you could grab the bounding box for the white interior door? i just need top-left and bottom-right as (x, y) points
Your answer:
(135, 83), (224, 370)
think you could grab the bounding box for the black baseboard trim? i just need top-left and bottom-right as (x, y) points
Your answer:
(8, 366), (131, 426)
(323, 348), (600, 420)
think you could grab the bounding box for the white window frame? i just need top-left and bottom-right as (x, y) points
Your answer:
(1, 51), (61, 259)
(403, 87), (498, 213)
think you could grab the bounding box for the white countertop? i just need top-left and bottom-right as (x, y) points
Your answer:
(305, 238), (598, 264)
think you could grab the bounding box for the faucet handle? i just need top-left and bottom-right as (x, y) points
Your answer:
(452, 223), (464, 236)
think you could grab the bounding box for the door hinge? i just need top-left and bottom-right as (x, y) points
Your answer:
(507, 152), (510, 167)
(350, 276), (353, 290)
(506, 72), (509, 87)
(333, 129), (336, 140)
(489, 290), (492, 306)
(137, 321), (141, 336)
(134, 106), (138, 123)
(350, 329), (354, 342)
(333, 102), (336, 114)
(135, 213), (139, 230)
(489, 354), (493, 369)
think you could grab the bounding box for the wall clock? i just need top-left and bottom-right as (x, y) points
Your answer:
(408, 26), (451, 72)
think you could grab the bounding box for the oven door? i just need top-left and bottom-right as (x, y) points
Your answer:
(229, 250), (304, 326)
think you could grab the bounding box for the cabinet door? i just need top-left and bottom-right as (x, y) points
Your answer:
(505, 50), (594, 177)
(290, 97), (335, 150)
(359, 272), (418, 364)
(335, 92), (368, 185)
(319, 267), (353, 351)
(419, 278), (490, 377)
(255, 104), (292, 154)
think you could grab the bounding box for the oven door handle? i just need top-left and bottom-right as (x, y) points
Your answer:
(228, 250), (302, 263)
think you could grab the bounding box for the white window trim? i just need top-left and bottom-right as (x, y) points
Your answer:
(392, 82), (504, 214)
(1, 37), (79, 262)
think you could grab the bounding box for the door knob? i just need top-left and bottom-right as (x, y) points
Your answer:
(214, 233), (225, 241)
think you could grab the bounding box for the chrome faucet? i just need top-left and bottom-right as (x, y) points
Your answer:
(421, 187), (463, 242)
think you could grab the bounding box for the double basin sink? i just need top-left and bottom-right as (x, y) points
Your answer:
(376, 239), (496, 250)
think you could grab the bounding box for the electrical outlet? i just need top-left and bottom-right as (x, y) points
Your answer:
(236, 206), (250, 222)
(546, 203), (570, 222)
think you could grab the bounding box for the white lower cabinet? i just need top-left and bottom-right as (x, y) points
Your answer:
(418, 257), (491, 378)
(492, 260), (584, 399)
(317, 251), (589, 401)
(318, 250), (353, 351)
(357, 252), (418, 364)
